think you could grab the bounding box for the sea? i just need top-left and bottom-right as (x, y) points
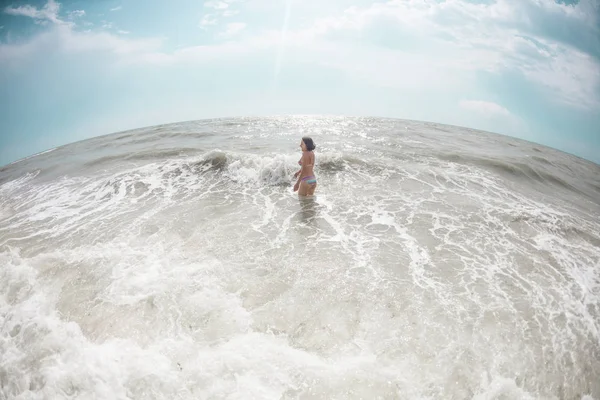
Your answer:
(1, 116), (599, 400)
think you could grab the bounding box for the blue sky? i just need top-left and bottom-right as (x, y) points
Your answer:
(1, 0), (599, 166)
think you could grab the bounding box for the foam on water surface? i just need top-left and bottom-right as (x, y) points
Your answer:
(1, 117), (598, 399)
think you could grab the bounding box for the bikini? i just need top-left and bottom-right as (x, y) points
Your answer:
(298, 156), (317, 185)
(302, 176), (317, 185)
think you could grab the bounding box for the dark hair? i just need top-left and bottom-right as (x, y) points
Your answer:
(302, 137), (316, 151)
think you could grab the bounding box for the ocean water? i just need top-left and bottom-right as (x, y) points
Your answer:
(1, 116), (599, 400)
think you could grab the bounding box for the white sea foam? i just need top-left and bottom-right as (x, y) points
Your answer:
(0, 117), (598, 399)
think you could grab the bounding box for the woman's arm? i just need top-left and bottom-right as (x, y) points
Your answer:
(293, 152), (308, 191)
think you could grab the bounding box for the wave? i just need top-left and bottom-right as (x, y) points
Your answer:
(1, 149), (368, 209)
(3, 148), (58, 168)
(189, 150), (365, 176)
(0, 170), (41, 193)
(84, 148), (201, 168)
(530, 156), (554, 166)
(191, 151), (302, 187)
(191, 150), (229, 171)
(510, 212), (600, 248)
(438, 153), (595, 201)
(89, 150), (296, 202)
(127, 148), (200, 161)
(89, 149), (373, 204)
(0, 204), (16, 222)
(34, 148), (58, 157)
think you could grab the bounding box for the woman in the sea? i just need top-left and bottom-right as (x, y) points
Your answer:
(293, 137), (317, 196)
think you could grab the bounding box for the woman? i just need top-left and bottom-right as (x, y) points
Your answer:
(293, 137), (317, 196)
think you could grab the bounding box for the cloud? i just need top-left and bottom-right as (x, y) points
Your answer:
(0, 1), (184, 67)
(199, 14), (218, 28)
(201, 0), (241, 28)
(279, 0), (600, 111)
(0, 24), (163, 66)
(457, 99), (530, 138)
(222, 10), (239, 17)
(60, 29), (162, 55)
(460, 100), (512, 117)
(110, 6), (122, 12)
(118, 30), (129, 35)
(3, 0), (599, 113)
(68, 10), (85, 19)
(204, 1), (229, 10)
(4, 0), (63, 25)
(508, 0), (600, 59)
(220, 22), (246, 37)
(455, 98), (532, 141)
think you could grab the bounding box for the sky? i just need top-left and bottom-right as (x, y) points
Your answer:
(0, 0), (599, 166)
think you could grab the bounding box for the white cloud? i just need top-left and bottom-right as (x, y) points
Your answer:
(110, 6), (122, 12)
(200, 0), (243, 29)
(68, 10), (85, 19)
(199, 14), (218, 28)
(0, 24), (163, 66)
(459, 100), (512, 117)
(457, 99), (529, 138)
(0, 1), (168, 67)
(3, 0), (599, 113)
(278, 0), (600, 111)
(4, 0), (64, 25)
(205, 1), (229, 10)
(118, 30), (130, 35)
(61, 29), (161, 55)
(222, 10), (239, 17)
(220, 22), (246, 37)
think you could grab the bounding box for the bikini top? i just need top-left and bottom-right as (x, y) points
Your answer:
(298, 152), (314, 167)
